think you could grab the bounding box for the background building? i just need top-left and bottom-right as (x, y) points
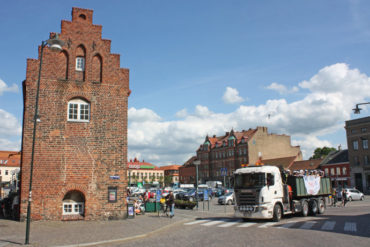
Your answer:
(20, 8), (130, 220)
(179, 156), (197, 184)
(345, 117), (370, 193)
(196, 127), (302, 185)
(127, 158), (164, 186)
(0, 151), (21, 198)
(160, 165), (181, 186)
(320, 149), (350, 188)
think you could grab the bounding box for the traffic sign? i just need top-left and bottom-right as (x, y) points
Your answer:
(221, 167), (227, 176)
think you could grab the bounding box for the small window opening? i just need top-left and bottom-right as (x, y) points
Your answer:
(79, 14), (86, 20)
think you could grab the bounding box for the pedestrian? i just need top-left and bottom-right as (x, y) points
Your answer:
(331, 188), (337, 207)
(165, 191), (175, 218)
(341, 189), (347, 207)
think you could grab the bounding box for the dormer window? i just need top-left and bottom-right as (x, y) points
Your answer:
(76, 57), (85, 71)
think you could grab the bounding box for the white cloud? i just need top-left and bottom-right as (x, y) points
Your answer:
(0, 78), (18, 95)
(266, 82), (299, 94)
(222, 87), (244, 104)
(128, 107), (161, 123)
(128, 63), (370, 165)
(292, 136), (333, 160)
(0, 138), (21, 151)
(175, 108), (188, 118)
(0, 109), (22, 137)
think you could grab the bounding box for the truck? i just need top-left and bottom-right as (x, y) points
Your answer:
(233, 165), (331, 222)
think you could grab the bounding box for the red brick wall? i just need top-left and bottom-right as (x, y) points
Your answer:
(20, 7), (130, 220)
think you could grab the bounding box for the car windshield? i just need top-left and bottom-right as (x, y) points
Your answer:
(234, 173), (265, 189)
(225, 192), (233, 196)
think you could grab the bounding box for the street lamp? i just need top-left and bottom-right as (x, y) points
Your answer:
(193, 160), (200, 209)
(25, 34), (64, 245)
(353, 102), (370, 114)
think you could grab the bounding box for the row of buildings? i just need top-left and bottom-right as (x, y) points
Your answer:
(2, 7), (369, 222)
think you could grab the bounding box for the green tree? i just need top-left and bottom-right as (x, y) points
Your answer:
(310, 147), (337, 160)
(164, 175), (173, 187)
(159, 175), (164, 187)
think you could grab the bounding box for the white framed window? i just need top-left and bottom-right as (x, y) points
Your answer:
(76, 57), (85, 71)
(68, 99), (90, 122)
(353, 140), (359, 150)
(325, 168), (329, 175)
(330, 168), (335, 175)
(336, 167), (341, 175)
(63, 202), (84, 215)
(342, 167), (347, 175)
(363, 139), (368, 150)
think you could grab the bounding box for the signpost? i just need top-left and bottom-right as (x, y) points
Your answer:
(156, 189), (161, 215)
(203, 188), (209, 211)
(221, 167), (227, 213)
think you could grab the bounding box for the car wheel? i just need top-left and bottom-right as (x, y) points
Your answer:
(360, 196), (364, 201)
(348, 196), (352, 202)
(227, 200), (232, 205)
(273, 204), (282, 222)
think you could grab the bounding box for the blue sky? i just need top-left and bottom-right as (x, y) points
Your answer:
(1, 0), (370, 165)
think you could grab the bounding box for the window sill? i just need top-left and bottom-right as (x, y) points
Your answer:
(62, 214), (84, 221)
(67, 120), (90, 123)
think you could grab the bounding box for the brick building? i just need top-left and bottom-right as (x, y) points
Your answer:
(320, 149), (350, 188)
(179, 156), (197, 184)
(20, 8), (130, 220)
(345, 117), (370, 194)
(196, 127), (302, 184)
(160, 165), (181, 185)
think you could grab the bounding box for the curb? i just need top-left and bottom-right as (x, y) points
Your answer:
(56, 218), (191, 247)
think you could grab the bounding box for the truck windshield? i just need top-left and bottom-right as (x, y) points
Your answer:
(234, 173), (265, 188)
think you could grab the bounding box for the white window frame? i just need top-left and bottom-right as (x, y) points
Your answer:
(76, 57), (85, 71)
(363, 139), (368, 150)
(353, 140), (359, 150)
(68, 99), (90, 122)
(63, 202), (84, 215)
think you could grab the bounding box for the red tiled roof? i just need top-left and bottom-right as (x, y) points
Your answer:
(0, 151), (21, 167)
(290, 159), (323, 171)
(159, 165), (181, 171)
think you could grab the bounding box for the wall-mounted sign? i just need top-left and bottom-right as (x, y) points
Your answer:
(110, 175), (120, 180)
(108, 187), (117, 203)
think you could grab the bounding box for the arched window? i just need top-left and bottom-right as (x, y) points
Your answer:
(68, 98), (90, 122)
(75, 45), (86, 81)
(92, 54), (102, 82)
(62, 191), (85, 216)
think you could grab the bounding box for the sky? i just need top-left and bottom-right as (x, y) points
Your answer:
(1, 0), (370, 166)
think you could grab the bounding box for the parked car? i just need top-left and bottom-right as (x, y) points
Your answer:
(178, 188), (205, 202)
(336, 188), (364, 201)
(218, 192), (234, 205)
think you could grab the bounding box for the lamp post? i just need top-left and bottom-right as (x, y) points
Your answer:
(193, 160), (200, 209)
(353, 102), (370, 114)
(25, 34), (64, 245)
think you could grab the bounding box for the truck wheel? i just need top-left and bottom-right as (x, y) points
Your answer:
(309, 199), (318, 216)
(301, 200), (309, 217)
(273, 204), (282, 222)
(318, 199), (325, 214)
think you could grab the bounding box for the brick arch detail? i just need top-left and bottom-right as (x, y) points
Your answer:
(65, 93), (92, 103)
(59, 184), (88, 202)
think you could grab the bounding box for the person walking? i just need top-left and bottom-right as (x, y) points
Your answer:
(165, 191), (175, 218)
(341, 189), (347, 207)
(332, 188), (337, 207)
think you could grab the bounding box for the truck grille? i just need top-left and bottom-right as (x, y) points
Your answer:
(236, 191), (258, 205)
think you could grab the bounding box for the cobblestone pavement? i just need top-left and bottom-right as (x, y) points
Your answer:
(0, 198), (232, 247)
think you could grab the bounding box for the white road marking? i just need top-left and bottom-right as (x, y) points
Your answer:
(276, 221), (296, 229)
(218, 220), (243, 227)
(344, 222), (357, 232)
(300, 221), (316, 229)
(202, 220), (225, 226)
(258, 222), (277, 228)
(321, 221), (336, 231)
(184, 219), (210, 225)
(238, 222), (257, 228)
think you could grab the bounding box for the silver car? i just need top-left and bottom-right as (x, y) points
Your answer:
(218, 192), (234, 205)
(345, 189), (364, 201)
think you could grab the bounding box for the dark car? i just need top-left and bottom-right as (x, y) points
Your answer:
(178, 189), (205, 202)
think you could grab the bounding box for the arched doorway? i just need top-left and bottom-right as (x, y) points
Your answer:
(62, 190), (85, 216)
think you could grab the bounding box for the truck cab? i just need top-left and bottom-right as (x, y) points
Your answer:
(234, 165), (284, 221)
